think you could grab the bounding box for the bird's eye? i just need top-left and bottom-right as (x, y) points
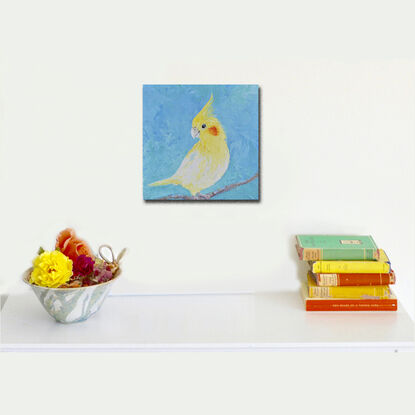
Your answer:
(201, 124), (206, 129)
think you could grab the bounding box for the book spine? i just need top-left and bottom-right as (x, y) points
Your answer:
(308, 284), (391, 299)
(315, 271), (395, 286)
(298, 246), (321, 261)
(320, 248), (379, 260)
(295, 246), (379, 261)
(312, 261), (390, 274)
(305, 298), (398, 311)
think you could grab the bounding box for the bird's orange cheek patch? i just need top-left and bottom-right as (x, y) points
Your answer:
(208, 126), (218, 136)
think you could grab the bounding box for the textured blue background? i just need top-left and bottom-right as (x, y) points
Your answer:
(143, 85), (259, 200)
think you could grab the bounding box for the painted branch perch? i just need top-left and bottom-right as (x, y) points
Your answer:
(156, 173), (259, 201)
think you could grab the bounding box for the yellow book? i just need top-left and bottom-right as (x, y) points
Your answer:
(377, 249), (389, 263)
(311, 249), (391, 274)
(307, 272), (391, 299)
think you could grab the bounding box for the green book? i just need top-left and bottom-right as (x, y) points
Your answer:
(295, 235), (379, 261)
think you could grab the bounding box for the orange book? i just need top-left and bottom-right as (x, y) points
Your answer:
(313, 270), (396, 286)
(301, 284), (397, 311)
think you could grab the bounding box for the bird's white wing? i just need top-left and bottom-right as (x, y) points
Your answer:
(172, 147), (208, 187)
(173, 143), (229, 192)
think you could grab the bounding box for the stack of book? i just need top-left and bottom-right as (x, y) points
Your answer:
(295, 235), (398, 311)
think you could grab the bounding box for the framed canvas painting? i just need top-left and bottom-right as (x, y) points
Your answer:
(143, 84), (259, 200)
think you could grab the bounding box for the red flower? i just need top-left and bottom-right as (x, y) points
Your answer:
(72, 255), (95, 277)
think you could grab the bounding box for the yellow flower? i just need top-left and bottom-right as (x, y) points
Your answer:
(30, 250), (73, 288)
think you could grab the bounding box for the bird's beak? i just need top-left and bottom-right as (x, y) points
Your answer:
(191, 127), (200, 139)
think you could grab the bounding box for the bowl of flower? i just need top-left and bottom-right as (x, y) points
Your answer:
(23, 228), (126, 324)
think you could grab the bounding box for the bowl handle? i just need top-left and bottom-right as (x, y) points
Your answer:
(98, 245), (127, 265)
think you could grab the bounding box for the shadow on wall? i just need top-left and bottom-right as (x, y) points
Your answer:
(1, 294), (9, 311)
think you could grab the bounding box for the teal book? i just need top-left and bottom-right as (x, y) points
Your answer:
(295, 235), (379, 261)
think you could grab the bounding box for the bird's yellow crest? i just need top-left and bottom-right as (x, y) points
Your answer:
(192, 94), (215, 126)
(191, 94), (225, 141)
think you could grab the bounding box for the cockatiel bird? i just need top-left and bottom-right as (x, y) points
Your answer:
(149, 95), (230, 196)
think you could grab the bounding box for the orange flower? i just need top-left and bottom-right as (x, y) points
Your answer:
(56, 228), (93, 262)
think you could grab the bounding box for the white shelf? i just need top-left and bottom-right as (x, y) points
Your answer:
(1, 290), (414, 352)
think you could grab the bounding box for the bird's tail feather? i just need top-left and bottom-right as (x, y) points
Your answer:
(149, 177), (177, 187)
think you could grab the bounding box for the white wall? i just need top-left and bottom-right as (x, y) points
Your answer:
(1, 1), (414, 317)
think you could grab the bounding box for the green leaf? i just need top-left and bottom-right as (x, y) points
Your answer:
(37, 247), (45, 255)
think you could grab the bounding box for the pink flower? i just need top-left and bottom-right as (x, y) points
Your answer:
(93, 262), (114, 283)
